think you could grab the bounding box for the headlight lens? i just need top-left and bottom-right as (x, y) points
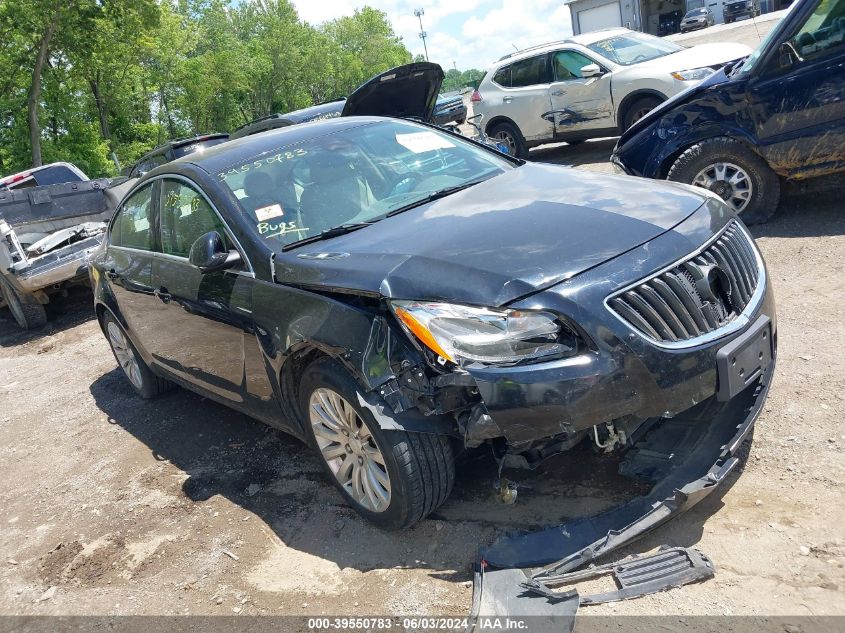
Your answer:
(670, 67), (714, 81)
(391, 300), (579, 366)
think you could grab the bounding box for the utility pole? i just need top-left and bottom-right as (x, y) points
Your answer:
(414, 8), (429, 62)
(452, 61), (457, 71)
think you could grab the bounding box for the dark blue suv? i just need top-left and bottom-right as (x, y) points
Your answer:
(612, 0), (845, 224)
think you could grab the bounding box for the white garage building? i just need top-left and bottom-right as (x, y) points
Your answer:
(566, 0), (781, 35)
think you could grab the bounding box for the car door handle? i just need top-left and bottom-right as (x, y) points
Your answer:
(503, 96), (513, 103)
(551, 90), (565, 97)
(106, 269), (120, 281)
(154, 287), (172, 304)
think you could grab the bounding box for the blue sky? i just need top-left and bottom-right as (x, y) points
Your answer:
(291, 0), (574, 71)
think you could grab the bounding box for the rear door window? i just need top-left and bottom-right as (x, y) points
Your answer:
(110, 184), (155, 251)
(509, 54), (552, 87)
(493, 65), (512, 87)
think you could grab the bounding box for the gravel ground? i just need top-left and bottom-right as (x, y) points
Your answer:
(1, 15), (844, 621)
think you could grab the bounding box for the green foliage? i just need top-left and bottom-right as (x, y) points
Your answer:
(0, 0), (412, 177)
(442, 68), (485, 93)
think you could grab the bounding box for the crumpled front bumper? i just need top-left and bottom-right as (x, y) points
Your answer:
(468, 353), (774, 629)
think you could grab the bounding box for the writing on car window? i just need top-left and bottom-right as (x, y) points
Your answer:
(216, 119), (513, 248)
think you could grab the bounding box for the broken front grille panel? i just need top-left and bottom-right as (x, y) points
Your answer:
(608, 220), (761, 345)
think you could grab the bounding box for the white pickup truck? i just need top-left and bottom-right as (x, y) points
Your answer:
(0, 163), (131, 329)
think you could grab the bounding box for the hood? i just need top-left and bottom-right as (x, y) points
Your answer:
(272, 163), (708, 306)
(626, 42), (751, 73)
(341, 63), (444, 122)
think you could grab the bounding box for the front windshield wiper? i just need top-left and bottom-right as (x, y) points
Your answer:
(281, 222), (374, 251)
(282, 178), (493, 251)
(386, 178), (489, 218)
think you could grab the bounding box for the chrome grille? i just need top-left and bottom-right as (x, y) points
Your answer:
(608, 221), (761, 344)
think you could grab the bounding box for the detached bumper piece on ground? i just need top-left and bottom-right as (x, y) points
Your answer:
(471, 547), (714, 633)
(468, 359), (773, 631)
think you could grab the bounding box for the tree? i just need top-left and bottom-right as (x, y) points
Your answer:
(0, 0), (412, 177)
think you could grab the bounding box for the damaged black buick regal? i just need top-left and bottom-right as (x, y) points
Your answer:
(91, 113), (776, 530)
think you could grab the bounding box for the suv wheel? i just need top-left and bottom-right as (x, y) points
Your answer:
(489, 121), (527, 159)
(102, 312), (172, 398)
(299, 357), (455, 530)
(0, 277), (47, 330)
(667, 137), (780, 224)
(623, 96), (662, 131)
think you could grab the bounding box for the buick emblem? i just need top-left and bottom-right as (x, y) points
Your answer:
(687, 262), (732, 308)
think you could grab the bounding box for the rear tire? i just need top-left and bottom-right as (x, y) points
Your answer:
(489, 121), (527, 159)
(299, 356), (455, 530)
(0, 277), (47, 330)
(622, 95), (662, 131)
(667, 136), (780, 225)
(101, 311), (172, 398)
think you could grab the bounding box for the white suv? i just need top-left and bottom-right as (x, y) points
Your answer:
(471, 28), (750, 157)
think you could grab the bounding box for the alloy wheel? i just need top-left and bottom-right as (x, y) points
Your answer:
(107, 321), (144, 390)
(692, 161), (753, 213)
(492, 130), (516, 156)
(309, 387), (391, 512)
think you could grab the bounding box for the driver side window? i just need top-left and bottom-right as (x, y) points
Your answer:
(159, 179), (230, 259)
(789, 0), (845, 61)
(552, 50), (595, 81)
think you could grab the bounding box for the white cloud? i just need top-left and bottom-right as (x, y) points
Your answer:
(291, 0), (573, 71)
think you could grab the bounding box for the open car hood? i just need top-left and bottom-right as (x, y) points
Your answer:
(341, 63), (444, 122)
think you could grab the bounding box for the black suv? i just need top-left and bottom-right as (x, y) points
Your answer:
(725, 0), (761, 23)
(612, 0), (845, 224)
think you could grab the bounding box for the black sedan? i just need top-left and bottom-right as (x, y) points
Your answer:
(92, 116), (776, 529)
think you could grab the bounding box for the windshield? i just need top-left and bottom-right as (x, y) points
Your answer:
(737, 0), (803, 75)
(588, 32), (684, 66)
(218, 120), (513, 247)
(685, 8), (707, 17)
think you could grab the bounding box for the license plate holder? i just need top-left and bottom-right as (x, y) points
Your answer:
(716, 315), (772, 401)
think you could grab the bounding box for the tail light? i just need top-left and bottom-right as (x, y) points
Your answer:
(470, 90), (482, 103)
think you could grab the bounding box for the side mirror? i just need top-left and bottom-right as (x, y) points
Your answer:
(778, 41), (803, 68)
(580, 63), (603, 78)
(188, 231), (240, 274)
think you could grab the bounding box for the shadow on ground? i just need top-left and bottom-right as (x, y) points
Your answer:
(0, 285), (96, 347)
(89, 361), (745, 581)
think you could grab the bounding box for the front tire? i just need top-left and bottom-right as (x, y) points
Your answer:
(667, 137), (780, 224)
(102, 312), (172, 398)
(0, 277), (47, 330)
(622, 96), (662, 131)
(489, 121), (527, 159)
(299, 357), (455, 530)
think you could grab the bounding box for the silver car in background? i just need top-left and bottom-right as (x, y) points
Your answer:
(470, 28), (750, 157)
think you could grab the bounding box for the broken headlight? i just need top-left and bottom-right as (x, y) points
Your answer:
(391, 300), (579, 366)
